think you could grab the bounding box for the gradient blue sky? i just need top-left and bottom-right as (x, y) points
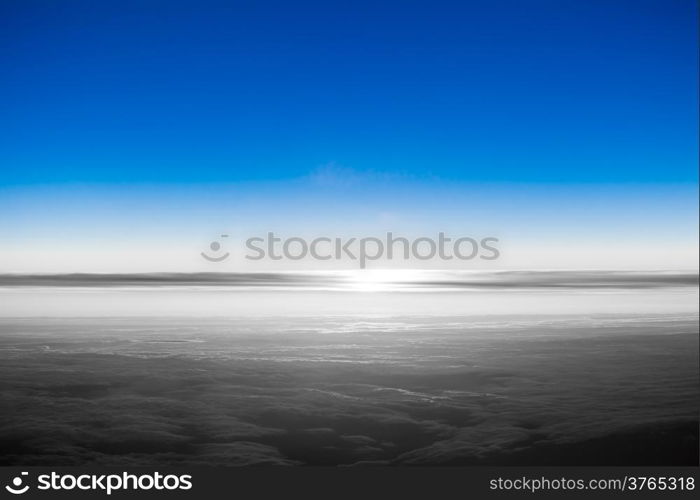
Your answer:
(1, 0), (697, 271)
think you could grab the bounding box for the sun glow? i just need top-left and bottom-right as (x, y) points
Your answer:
(344, 269), (428, 292)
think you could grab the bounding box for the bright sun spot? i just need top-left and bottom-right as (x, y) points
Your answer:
(344, 269), (427, 291)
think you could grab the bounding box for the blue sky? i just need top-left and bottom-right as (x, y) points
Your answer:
(0, 0), (697, 271)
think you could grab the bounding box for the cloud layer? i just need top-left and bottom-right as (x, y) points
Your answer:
(0, 315), (697, 465)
